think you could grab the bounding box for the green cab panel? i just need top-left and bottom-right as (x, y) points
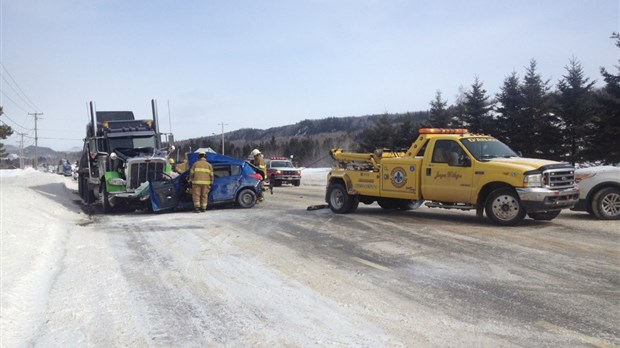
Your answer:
(104, 171), (125, 192)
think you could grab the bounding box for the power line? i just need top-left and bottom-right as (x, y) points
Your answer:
(0, 90), (32, 114)
(0, 63), (40, 111)
(0, 111), (31, 130)
(37, 136), (82, 141)
(0, 75), (38, 112)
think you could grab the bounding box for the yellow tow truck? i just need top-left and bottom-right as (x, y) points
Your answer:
(326, 128), (579, 226)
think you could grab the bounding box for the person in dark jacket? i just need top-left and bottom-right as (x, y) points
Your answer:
(189, 152), (213, 212)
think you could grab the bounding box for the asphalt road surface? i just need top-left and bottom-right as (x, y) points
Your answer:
(3, 173), (619, 347)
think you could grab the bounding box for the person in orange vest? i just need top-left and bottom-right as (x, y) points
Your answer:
(189, 152), (213, 212)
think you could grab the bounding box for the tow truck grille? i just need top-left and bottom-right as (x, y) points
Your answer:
(543, 168), (575, 189)
(128, 162), (165, 189)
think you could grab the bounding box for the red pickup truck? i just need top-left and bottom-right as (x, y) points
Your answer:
(266, 157), (302, 187)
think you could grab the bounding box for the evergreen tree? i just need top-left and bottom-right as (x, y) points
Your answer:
(495, 71), (523, 146)
(520, 59), (556, 158)
(0, 123), (13, 160)
(448, 86), (467, 129)
(590, 33), (620, 164)
(554, 58), (596, 165)
(428, 90), (451, 127)
(394, 113), (419, 150)
(462, 77), (494, 134)
(358, 114), (396, 152)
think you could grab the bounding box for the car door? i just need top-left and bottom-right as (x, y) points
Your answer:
(210, 164), (243, 203)
(422, 139), (474, 203)
(149, 174), (178, 212)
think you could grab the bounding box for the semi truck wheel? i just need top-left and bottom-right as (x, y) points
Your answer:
(485, 188), (526, 226)
(327, 183), (356, 214)
(591, 187), (620, 220)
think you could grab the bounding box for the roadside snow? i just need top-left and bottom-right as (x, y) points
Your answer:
(300, 168), (330, 186)
(1, 169), (86, 347)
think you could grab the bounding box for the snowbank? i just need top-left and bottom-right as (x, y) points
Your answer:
(300, 168), (330, 186)
(1, 169), (84, 346)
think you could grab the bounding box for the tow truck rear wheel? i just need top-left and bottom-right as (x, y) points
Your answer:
(528, 210), (561, 221)
(328, 183), (356, 214)
(485, 188), (526, 226)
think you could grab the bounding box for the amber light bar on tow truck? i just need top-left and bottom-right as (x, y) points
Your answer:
(419, 128), (469, 134)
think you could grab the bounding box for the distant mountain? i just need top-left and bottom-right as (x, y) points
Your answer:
(2, 145), (81, 166)
(174, 111), (429, 167)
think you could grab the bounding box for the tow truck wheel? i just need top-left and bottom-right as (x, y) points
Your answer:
(237, 189), (257, 208)
(485, 188), (526, 226)
(527, 210), (561, 221)
(591, 187), (620, 220)
(328, 183), (355, 214)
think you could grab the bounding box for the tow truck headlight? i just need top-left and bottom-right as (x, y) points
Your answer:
(524, 174), (543, 188)
(108, 177), (126, 186)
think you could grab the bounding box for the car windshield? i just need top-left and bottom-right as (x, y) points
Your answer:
(271, 161), (293, 168)
(460, 137), (518, 161)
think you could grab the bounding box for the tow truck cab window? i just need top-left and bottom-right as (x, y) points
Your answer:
(432, 140), (451, 163)
(433, 140), (470, 166)
(415, 140), (429, 157)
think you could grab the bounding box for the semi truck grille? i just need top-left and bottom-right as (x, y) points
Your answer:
(543, 168), (575, 189)
(128, 161), (165, 189)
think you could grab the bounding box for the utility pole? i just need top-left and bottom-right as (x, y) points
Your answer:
(218, 122), (228, 155)
(17, 132), (26, 169)
(28, 112), (43, 168)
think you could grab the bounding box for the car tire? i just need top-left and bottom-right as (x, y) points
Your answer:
(591, 187), (620, 220)
(485, 188), (526, 226)
(527, 210), (561, 221)
(293, 180), (301, 187)
(327, 183), (356, 214)
(237, 189), (257, 208)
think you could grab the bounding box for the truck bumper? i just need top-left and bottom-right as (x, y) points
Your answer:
(273, 176), (301, 182)
(516, 187), (579, 212)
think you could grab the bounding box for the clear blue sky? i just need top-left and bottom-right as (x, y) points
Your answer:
(1, 0), (618, 151)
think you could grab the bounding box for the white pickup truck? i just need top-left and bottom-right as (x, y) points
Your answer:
(572, 166), (620, 220)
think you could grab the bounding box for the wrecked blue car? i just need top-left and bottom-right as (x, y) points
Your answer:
(148, 152), (264, 212)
